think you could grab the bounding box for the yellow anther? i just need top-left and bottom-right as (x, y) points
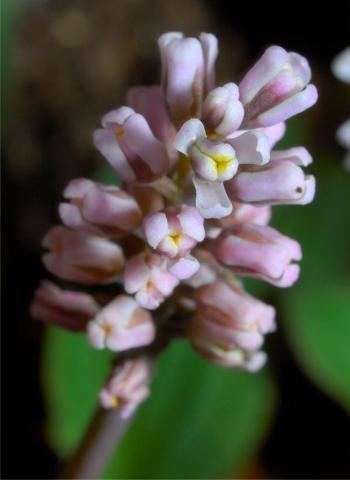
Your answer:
(110, 396), (120, 408)
(168, 231), (182, 246)
(210, 154), (233, 175)
(115, 126), (125, 138)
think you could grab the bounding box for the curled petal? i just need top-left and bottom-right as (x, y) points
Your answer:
(169, 255), (200, 280)
(193, 177), (233, 219)
(227, 131), (270, 165)
(252, 84), (318, 127)
(271, 147), (312, 167)
(239, 46), (288, 105)
(93, 129), (136, 182)
(174, 119), (206, 155)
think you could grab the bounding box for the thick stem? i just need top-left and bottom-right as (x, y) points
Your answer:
(60, 407), (133, 479)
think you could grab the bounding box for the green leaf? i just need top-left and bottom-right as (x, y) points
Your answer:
(42, 326), (114, 458)
(281, 283), (350, 413)
(272, 157), (350, 412)
(104, 340), (276, 479)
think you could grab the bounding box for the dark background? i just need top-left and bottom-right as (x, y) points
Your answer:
(2, 1), (350, 478)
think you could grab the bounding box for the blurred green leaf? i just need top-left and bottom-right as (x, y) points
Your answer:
(43, 326), (113, 458)
(273, 158), (350, 282)
(104, 341), (276, 479)
(281, 284), (350, 413)
(273, 156), (350, 412)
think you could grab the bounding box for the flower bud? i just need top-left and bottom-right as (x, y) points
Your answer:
(30, 280), (99, 331)
(124, 253), (179, 310)
(240, 45), (318, 127)
(93, 106), (169, 183)
(87, 295), (155, 351)
(59, 178), (142, 237)
(212, 223), (302, 287)
(188, 281), (275, 370)
(202, 83), (244, 138)
(159, 32), (218, 125)
(99, 358), (152, 417)
(42, 226), (124, 285)
(226, 159), (315, 206)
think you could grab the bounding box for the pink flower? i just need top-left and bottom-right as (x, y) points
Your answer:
(59, 178), (142, 237)
(159, 32), (218, 125)
(175, 118), (270, 218)
(124, 253), (179, 310)
(212, 223), (302, 287)
(240, 45), (318, 127)
(30, 280), (99, 331)
(99, 358), (152, 417)
(143, 206), (205, 258)
(188, 281), (275, 371)
(42, 226), (124, 285)
(87, 295), (155, 351)
(93, 106), (169, 183)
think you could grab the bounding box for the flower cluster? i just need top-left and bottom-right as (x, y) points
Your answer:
(31, 32), (317, 416)
(332, 47), (350, 169)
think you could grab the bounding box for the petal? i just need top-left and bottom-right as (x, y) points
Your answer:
(199, 32), (218, 93)
(101, 107), (134, 129)
(271, 147), (313, 166)
(93, 129), (136, 182)
(63, 178), (94, 199)
(124, 255), (151, 294)
(169, 255), (200, 280)
(123, 113), (169, 176)
(288, 52), (312, 87)
(163, 37), (204, 123)
(252, 84), (318, 127)
(127, 85), (175, 144)
(239, 45), (288, 105)
(193, 177), (232, 219)
(244, 351), (267, 372)
(143, 212), (169, 249)
(259, 122), (286, 147)
(178, 206), (205, 242)
(227, 130), (270, 165)
(174, 119), (206, 155)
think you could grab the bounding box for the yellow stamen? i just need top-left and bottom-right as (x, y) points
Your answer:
(115, 126), (125, 138)
(168, 231), (182, 246)
(110, 396), (120, 408)
(210, 154), (233, 175)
